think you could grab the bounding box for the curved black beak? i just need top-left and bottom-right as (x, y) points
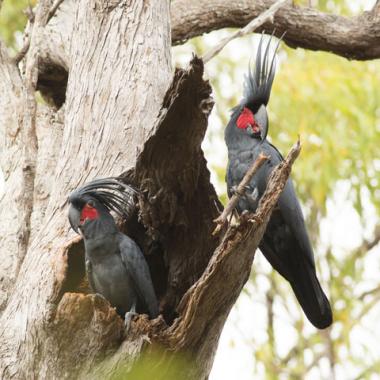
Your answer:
(246, 124), (255, 136)
(246, 123), (260, 138)
(68, 205), (81, 234)
(255, 105), (268, 141)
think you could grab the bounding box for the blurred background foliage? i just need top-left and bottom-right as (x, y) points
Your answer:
(108, 348), (193, 380)
(0, 0), (36, 49)
(173, 0), (380, 379)
(1, 0), (379, 379)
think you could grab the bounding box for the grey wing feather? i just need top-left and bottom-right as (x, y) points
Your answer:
(264, 143), (316, 267)
(277, 180), (316, 267)
(252, 143), (282, 195)
(118, 233), (159, 317)
(228, 142), (315, 267)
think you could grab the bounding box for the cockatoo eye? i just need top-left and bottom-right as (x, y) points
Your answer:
(80, 202), (99, 224)
(237, 107), (256, 130)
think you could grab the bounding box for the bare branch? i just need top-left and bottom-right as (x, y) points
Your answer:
(202, 0), (289, 63)
(358, 285), (380, 301)
(364, 225), (380, 251)
(213, 153), (269, 235)
(305, 351), (325, 373)
(13, 0), (63, 66)
(352, 224), (380, 260)
(12, 6), (35, 65)
(46, 0), (65, 24)
(13, 39), (31, 65)
(172, 0), (380, 60)
(31, 0), (380, 102)
(352, 361), (380, 380)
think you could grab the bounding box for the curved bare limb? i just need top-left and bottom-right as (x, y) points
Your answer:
(172, 0), (380, 60)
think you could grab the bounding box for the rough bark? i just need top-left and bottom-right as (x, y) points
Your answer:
(201, 0), (288, 63)
(171, 0), (380, 60)
(0, 0), (370, 378)
(0, 0), (303, 375)
(33, 0), (380, 103)
(0, 43), (26, 311)
(0, 0), (172, 377)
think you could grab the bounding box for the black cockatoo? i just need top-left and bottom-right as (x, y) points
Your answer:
(68, 178), (159, 321)
(225, 36), (332, 329)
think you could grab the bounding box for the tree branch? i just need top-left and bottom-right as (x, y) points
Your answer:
(13, 0), (63, 66)
(13, 39), (30, 65)
(46, 0), (65, 24)
(202, 0), (289, 63)
(364, 225), (380, 251)
(351, 224), (380, 261)
(358, 284), (380, 301)
(213, 153), (269, 235)
(12, 6), (34, 65)
(172, 0), (380, 60)
(30, 0), (380, 105)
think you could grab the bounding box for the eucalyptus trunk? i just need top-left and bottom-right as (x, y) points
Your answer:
(0, 1), (301, 378)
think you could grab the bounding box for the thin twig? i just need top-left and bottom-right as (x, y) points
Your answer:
(352, 224), (380, 260)
(358, 284), (380, 301)
(12, 0), (63, 65)
(202, 0), (289, 63)
(305, 351), (325, 373)
(13, 38), (31, 65)
(12, 6), (35, 65)
(46, 0), (65, 24)
(213, 153), (269, 235)
(364, 225), (380, 251)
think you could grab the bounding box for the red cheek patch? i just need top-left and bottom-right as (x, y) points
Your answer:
(80, 205), (99, 223)
(237, 107), (255, 129)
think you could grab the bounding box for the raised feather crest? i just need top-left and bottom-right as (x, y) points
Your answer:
(68, 177), (137, 219)
(242, 32), (284, 111)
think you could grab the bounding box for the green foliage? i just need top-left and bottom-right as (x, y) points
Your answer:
(270, 49), (380, 217)
(0, 0), (35, 49)
(110, 348), (194, 380)
(293, 0), (370, 14)
(174, 20), (380, 379)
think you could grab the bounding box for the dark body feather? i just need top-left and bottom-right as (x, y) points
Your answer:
(225, 36), (332, 329)
(226, 140), (332, 328)
(84, 223), (158, 317)
(68, 178), (158, 319)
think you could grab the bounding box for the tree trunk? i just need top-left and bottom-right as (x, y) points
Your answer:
(0, 0), (172, 377)
(0, 1), (301, 379)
